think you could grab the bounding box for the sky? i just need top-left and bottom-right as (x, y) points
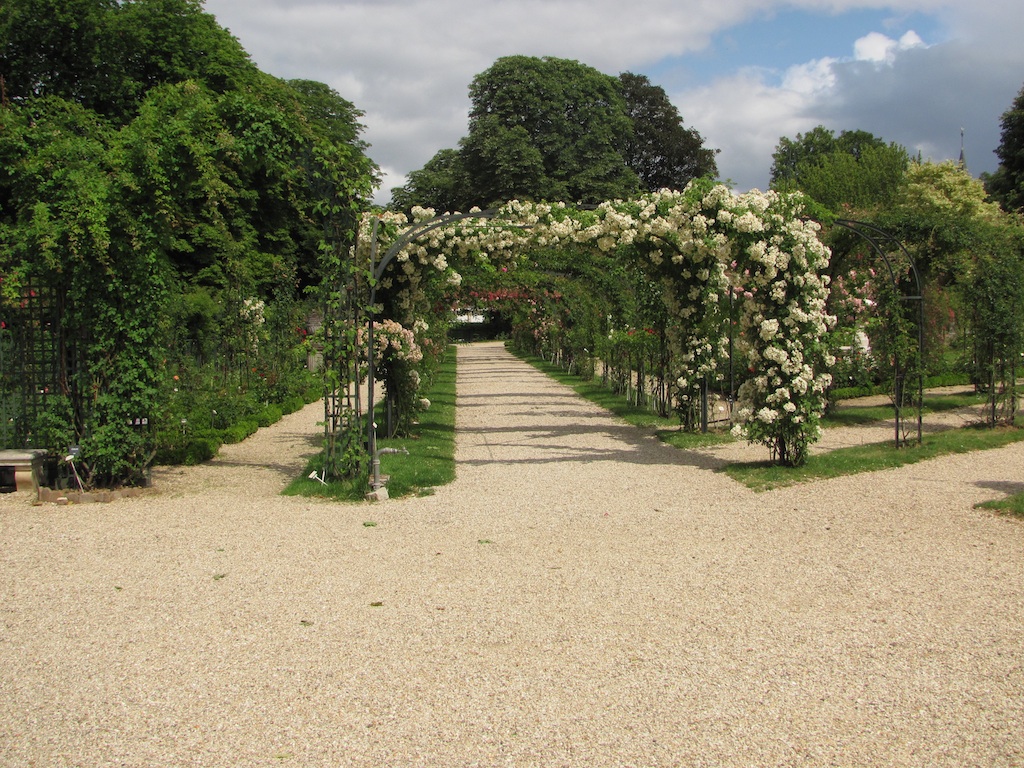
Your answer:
(200, 0), (1024, 205)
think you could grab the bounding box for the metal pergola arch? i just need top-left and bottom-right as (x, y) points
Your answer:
(360, 209), (536, 489)
(322, 209), (927, 486)
(830, 218), (925, 448)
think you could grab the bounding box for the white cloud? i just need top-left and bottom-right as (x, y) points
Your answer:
(853, 29), (925, 63)
(674, 69), (814, 191)
(782, 58), (838, 95)
(676, 4), (1023, 192)
(201, 0), (1024, 204)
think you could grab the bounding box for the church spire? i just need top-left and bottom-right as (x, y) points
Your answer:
(958, 127), (967, 170)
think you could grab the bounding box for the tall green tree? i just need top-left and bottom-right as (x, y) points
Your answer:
(390, 148), (469, 214)
(0, 0), (258, 122)
(618, 72), (718, 191)
(287, 78), (380, 285)
(789, 143), (909, 212)
(460, 56), (639, 207)
(0, 0), (114, 110)
(391, 59), (719, 212)
(1, 0), (379, 485)
(986, 82), (1024, 213)
(771, 127), (887, 186)
(770, 126), (908, 213)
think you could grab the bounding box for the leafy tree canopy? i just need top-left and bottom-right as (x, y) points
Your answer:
(770, 125), (909, 213)
(391, 56), (718, 211)
(882, 160), (1010, 282)
(771, 127), (885, 183)
(0, 0), (259, 122)
(390, 148), (469, 214)
(0, 0), (379, 484)
(618, 72), (718, 192)
(462, 56), (638, 207)
(986, 82), (1024, 213)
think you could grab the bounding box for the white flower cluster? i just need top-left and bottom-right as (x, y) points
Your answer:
(360, 319), (423, 364)
(240, 297), (265, 325)
(239, 297), (266, 354)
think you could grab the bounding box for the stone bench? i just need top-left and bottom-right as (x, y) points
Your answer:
(0, 449), (47, 493)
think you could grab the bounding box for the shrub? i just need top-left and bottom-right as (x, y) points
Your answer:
(256, 404), (283, 428)
(220, 421), (258, 444)
(153, 435), (218, 466)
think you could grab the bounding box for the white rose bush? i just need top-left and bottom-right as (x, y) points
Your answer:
(345, 178), (835, 467)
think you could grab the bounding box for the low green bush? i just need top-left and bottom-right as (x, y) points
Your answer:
(219, 421), (258, 444)
(153, 435), (219, 466)
(256, 405), (283, 428)
(281, 396), (306, 415)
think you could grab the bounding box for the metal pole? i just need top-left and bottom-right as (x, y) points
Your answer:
(701, 377), (708, 433)
(729, 289), (735, 419)
(917, 295), (924, 444)
(366, 218), (381, 477)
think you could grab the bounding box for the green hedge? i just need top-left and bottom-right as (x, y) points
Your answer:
(153, 388), (319, 467)
(830, 372), (972, 401)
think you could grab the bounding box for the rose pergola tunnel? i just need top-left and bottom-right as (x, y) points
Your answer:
(321, 180), (848, 478)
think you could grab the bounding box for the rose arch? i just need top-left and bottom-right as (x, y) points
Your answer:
(322, 180), (837, 479)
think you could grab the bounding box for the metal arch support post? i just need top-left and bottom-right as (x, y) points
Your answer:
(364, 209), (511, 490)
(832, 219), (925, 447)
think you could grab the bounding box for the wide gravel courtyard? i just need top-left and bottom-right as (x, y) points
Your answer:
(1, 341), (1022, 766)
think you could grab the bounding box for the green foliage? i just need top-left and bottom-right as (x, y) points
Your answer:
(770, 125), (908, 213)
(987, 82), (1024, 213)
(0, 0), (378, 487)
(461, 56), (639, 206)
(390, 148), (470, 214)
(393, 56), (673, 210)
(389, 61), (719, 214)
(31, 396), (77, 457)
(286, 347), (458, 501)
(0, 0), (118, 112)
(887, 161), (1008, 281)
(153, 435), (218, 466)
(0, 0), (259, 122)
(152, 355), (319, 468)
(772, 127), (886, 183)
(788, 143), (909, 212)
(877, 161), (1024, 424)
(618, 72), (719, 191)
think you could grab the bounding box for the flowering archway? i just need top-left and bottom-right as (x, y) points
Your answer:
(326, 179), (837, 476)
(830, 218), (924, 447)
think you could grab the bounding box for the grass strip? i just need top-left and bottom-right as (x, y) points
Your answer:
(725, 423), (1024, 491)
(374, 354), (457, 498)
(516, 348), (1024, 493)
(824, 391), (989, 428)
(284, 347), (457, 501)
(976, 494), (1024, 518)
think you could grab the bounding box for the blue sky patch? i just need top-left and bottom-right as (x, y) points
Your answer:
(650, 8), (949, 87)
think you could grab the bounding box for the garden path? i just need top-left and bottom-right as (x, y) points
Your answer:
(1, 340), (1022, 767)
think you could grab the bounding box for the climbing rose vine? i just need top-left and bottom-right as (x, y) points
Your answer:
(358, 180), (835, 465)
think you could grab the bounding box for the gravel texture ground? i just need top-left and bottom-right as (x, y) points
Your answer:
(1, 340), (1022, 767)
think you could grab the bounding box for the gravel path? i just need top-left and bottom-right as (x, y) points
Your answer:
(1, 340), (1022, 767)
